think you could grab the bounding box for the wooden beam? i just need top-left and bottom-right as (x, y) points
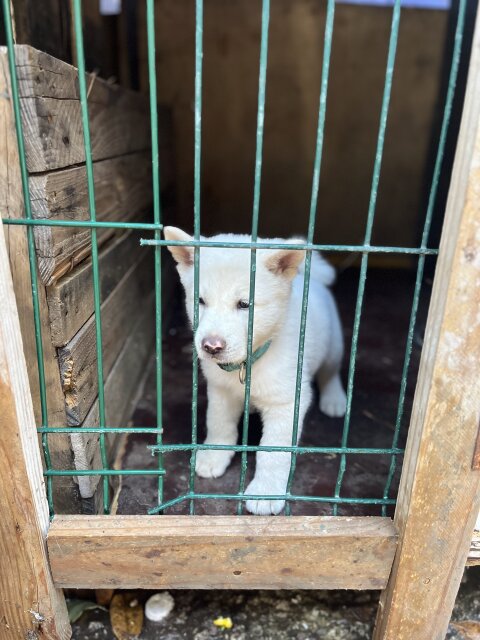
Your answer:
(46, 230), (142, 347)
(1, 47), (81, 513)
(0, 218), (70, 639)
(467, 530), (480, 566)
(29, 151), (156, 285)
(71, 293), (155, 500)
(11, 0), (72, 63)
(57, 252), (152, 426)
(374, 13), (480, 640)
(14, 45), (151, 173)
(48, 515), (397, 590)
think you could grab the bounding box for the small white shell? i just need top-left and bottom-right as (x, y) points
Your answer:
(145, 592), (175, 622)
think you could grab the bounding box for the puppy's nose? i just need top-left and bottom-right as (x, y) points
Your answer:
(201, 336), (226, 355)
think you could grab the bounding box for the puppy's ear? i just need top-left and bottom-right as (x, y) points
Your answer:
(163, 226), (194, 267)
(265, 249), (305, 279)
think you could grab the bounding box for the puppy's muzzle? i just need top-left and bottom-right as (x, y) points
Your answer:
(201, 336), (226, 356)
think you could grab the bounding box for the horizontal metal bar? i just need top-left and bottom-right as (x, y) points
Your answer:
(38, 427), (163, 434)
(36, 429), (403, 455)
(140, 239), (438, 255)
(2, 218), (163, 231)
(148, 492), (396, 514)
(148, 443), (404, 455)
(1, 218), (439, 255)
(44, 469), (165, 477)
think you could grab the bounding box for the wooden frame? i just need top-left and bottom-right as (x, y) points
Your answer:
(0, 218), (70, 639)
(373, 11), (480, 640)
(0, 11), (479, 640)
(47, 515), (397, 590)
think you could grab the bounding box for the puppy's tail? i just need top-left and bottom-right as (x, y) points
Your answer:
(291, 236), (336, 287)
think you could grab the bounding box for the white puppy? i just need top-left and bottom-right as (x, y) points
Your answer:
(164, 227), (347, 515)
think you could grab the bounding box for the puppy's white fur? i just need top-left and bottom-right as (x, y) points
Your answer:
(165, 227), (347, 515)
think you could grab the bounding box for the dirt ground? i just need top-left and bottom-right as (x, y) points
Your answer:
(71, 567), (480, 639)
(115, 267), (430, 517)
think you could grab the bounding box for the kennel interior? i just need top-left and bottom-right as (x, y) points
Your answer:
(1, 0), (480, 604)
(0, 0), (473, 515)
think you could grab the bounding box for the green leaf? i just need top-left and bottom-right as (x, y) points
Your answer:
(67, 599), (107, 623)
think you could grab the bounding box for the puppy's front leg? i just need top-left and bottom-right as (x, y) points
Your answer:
(245, 395), (310, 515)
(195, 385), (243, 479)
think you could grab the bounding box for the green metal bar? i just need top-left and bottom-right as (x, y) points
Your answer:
(147, 494), (190, 513)
(38, 427), (164, 434)
(149, 444), (403, 455)
(285, 0), (335, 515)
(381, 0), (467, 516)
(72, 0), (109, 514)
(45, 469), (165, 476)
(189, 0), (204, 514)
(149, 492), (396, 515)
(1, 0), (54, 515)
(333, 0), (401, 515)
(2, 219), (164, 230)
(146, 0), (165, 507)
(140, 237), (438, 254)
(237, 0), (270, 514)
(0, 221), (439, 255)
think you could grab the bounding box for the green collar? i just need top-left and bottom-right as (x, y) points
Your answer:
(217, 340), (272, 384)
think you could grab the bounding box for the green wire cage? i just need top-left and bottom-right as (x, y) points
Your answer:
(0, 0), (466, 517)
(1, 0), (480, 636)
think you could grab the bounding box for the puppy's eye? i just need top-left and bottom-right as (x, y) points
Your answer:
(237, 300), (250, 310)
(198, 297), (205, 305)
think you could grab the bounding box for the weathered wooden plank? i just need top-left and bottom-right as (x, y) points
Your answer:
(48, 515), (397, 590)
(47, 230), (143, 347)
(1, 48), (81, 513)
(374, 13), (480, 640)
(14, 45), (151, 173)
(70, 294), (155, 499)
(11, 0), (72, 63)
(0, 217), (71, 640)
(58, 252), (152, 426)
(467, 530), (480, 566)
(29, 151), (155, 285)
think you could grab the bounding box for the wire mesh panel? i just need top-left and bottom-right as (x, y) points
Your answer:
(0, 0), (467, 519)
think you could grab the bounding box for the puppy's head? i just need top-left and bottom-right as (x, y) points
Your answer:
(164, 226), (305, 364)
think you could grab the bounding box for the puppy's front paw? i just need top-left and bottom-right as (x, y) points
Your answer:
(195, 449), (233, 479)
(244, 478), (285, 515)
(320, 386), (347, 418)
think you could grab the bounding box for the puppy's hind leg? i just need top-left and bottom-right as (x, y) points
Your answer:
(317, 297), (347, 418)
(317, 363), (347, 418)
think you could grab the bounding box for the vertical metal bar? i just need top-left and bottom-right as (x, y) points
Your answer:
(72, 0), (110, 514)
(146, 0), (165, 507)
(189, 0), (204, 514)
(1, 0), (54, 515)
(237, 0), (270, 513)
(333, 0), (401, 515)
(284, 0), (335, 515)
(381, 0), (467, 515)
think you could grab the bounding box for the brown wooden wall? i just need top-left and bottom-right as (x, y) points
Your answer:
(138, 0), (448, 251)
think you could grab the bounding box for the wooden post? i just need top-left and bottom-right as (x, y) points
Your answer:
(0, 218), (70, 638)
(374, 13), (480, 640)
